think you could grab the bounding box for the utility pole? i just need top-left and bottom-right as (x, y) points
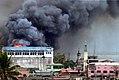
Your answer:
(93, 42), (96, 56)
(68, 53), (70, 60)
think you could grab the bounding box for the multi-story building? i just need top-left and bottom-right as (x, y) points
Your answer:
(2, 46), (54, 70)
(88, 59), (119, 78)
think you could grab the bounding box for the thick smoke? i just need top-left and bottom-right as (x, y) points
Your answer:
(0, 0), (24, 46)
(6, 0), (69, 47)
(6, 0), (119, 49)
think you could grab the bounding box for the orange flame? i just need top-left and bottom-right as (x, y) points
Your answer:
(14, 43), (23, 47)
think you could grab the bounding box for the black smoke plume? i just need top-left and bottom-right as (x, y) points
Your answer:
(6, 0), (119, 49)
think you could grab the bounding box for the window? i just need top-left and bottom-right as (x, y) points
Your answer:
(15, 52), (18, 55)
(23, 52), (27, 55)
(110, 71), (113, 73)
(23, 50), (29, 55)
(8, 52), (10, 55)
(38, 52), (44, 55)
(97, 70), (101, 73)
(30, 52), (33, 55)
(103, 71), (107, 73)
(8, 50), (14, 55)
(38, 53), (40, 55)
(11, 52), (12, 55)
(46, 52), (51, 54)
(104, 67), (106, 69)
(34, 52), (36, 55)
(26, 53), (29, 55)
(91, 71), (94, 73)
(89, 66), (96, 70)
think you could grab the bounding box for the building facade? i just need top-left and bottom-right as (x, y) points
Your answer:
(88, 61), (119, 78)
(2, 46), (53, 70)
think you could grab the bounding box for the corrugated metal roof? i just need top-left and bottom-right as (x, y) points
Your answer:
(2, 46), (53, 51)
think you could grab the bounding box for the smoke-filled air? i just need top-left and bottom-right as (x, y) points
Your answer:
(1, 0), (119, 59)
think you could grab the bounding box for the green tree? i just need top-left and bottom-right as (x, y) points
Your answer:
(63, 60), (75, 68)
(0, 52), (21, 80)
(54, 53), (65, 64)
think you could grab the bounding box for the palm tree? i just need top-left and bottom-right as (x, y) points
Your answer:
(0, 52), (21, 80)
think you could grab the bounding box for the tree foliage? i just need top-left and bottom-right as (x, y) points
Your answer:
(53, 53), (66, 64)
(54, 53), (75, 69)
(0, 52), (21, 80)
(63, 60), (75, 68)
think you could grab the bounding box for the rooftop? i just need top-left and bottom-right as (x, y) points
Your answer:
(95, 62), (119, 66)
(2, 46), (53, 51)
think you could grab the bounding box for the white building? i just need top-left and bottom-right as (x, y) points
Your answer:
(2, 46), (53, 70)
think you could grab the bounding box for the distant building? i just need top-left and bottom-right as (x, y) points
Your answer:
(86, 55), (119, 78)
(88, 60), (119, 78)
(2, 46), (54, 70)
(76, 42), (119, 79)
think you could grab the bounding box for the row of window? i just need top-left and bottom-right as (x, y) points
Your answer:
(46, 52), (51, 54)
(5, 50), (45, 52)
(91, 70), (114, 73)
(90, 66), (114, 70)
(97, 67), (113, 69)
(5, 50), (51, 55)
(7, 52), (44, 55)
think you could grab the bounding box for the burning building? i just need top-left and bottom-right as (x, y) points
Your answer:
(2, 46), (54, 70)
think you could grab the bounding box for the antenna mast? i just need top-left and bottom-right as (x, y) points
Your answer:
(93, 42), (96, 56)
